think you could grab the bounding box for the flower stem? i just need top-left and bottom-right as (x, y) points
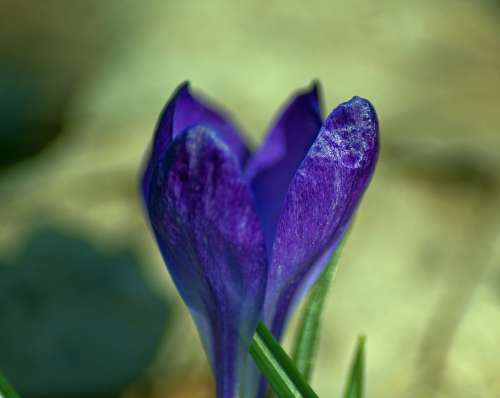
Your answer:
(249, 322), (319, 398)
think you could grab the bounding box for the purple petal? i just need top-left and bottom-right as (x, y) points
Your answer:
(264, 96), (379, 338)
(142, 82), (250, 201)
(145, 126), (267, 398)
(245, 83), (323, 251)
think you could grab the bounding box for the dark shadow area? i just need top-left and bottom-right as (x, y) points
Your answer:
(0, 225), (171, 398)
(0, 62), (71, 170)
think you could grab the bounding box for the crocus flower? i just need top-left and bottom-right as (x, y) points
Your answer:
(141, 81), (379, 398)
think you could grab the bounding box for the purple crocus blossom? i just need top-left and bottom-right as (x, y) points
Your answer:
(141, 81), (379, 398)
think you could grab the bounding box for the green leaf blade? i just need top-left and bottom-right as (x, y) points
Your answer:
(0, 373), (21, 398)
(292, 238), (346, 381)
(249, 322), (319, 398)
(343, 336), (366, 398)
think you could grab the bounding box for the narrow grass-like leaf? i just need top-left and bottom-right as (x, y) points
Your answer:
(291, 238), (346, 381)
(0, 373), (21, 398)
(343, 336), (366, 398)
(249, 322), (319, 398)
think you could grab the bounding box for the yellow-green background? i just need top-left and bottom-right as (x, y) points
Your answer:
(1, 0), (500, 397)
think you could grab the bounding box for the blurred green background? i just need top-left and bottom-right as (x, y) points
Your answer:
(1, 0), (499, 397)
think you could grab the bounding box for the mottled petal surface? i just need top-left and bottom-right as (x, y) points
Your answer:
(146, 126), (267, 398)
(264, 97), (379, 338)
(245, 83), (323, 251)
(142, 82), (249, 200)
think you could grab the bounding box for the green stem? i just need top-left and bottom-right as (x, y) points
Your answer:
(0, 373), (21, 398)
(292, 239), (346, 381)
(249, 322), (319, 398)
(343, 336), (366, 398)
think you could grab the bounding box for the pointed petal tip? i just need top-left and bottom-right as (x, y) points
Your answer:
(175, 81), (192, 102)
(302, 81), (322, 117)
(322, 95), (379, 170)
(343, 96), (378, 122)
(171, 81), (250, 165)
(309, 79), (321, 95)
(171, 81), (191, 100)
(274, 82), (322, 124)
(346, 95), (377, 114)
(179, 80), (190, 90)
(298, 80), (321, 102)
